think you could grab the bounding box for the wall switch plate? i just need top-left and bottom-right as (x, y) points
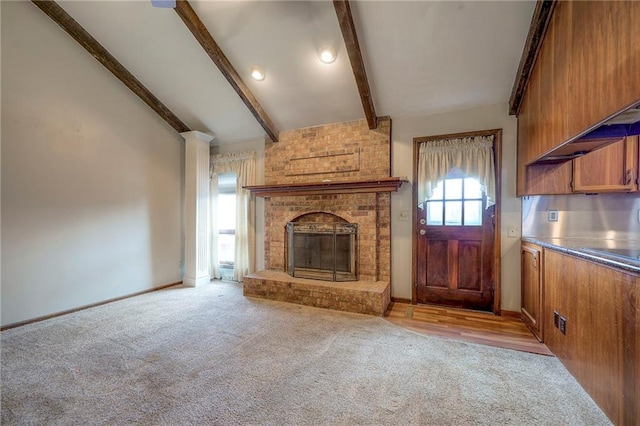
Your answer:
(548, 210), (559, 222)
(399, 211), (409, 222)
(553, 311), (560, 328)
(559, 316), (567, 335)
(508, 227), (518, 238)
(637, 209), (640, 224)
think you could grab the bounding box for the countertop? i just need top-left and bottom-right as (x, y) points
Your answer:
(521, 236), (640, 275)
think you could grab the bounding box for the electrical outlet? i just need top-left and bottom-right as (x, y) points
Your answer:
(553, 311), (560, 328)
(548, 210), (559, 222)
(559, 316), (567, 335)
(399, 211), (409, 222)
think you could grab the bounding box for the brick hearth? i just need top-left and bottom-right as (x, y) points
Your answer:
(244, 271), (390, 316)
(244, 117), (402, 316)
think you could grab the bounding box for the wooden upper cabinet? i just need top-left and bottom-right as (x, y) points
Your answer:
(516, 1), (640, 196)
(573, 136), (638, 193)
(516, 1), (572, 196)
(519, 1), (573, 164)
(569, 1), (640, 137)
(525, 162), (573, 195)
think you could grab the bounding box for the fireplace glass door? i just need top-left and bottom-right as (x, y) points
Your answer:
(286, 222), (357, 281)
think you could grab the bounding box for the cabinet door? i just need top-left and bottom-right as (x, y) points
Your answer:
(525, 162), (573, 195)
(521, 243), (543, 342)
(572, 136), (638, 192)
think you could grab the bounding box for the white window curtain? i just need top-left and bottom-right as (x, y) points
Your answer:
(417, 135), (496, 208)
(210, 150), (256, 282)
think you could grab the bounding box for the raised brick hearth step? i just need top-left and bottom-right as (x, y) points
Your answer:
(243, 270), (391, 316)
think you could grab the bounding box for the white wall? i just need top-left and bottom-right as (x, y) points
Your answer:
(391, 103), (522, 311)
(212, 138), (266, 271)
(1, 2), (184, 326)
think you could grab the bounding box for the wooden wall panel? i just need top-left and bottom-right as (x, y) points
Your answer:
(516, 1), (573, 195)
(548, 1), (571, 151)
(520, 1), (573, 163)
(569, 1), (640, 137)
(516, 95), (530, 196)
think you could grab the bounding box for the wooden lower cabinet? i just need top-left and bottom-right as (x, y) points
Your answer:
(544, 249), (638, 425)
(521, 243), (543, 341)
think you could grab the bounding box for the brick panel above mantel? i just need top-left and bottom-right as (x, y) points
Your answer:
(264, 117), (391, 184)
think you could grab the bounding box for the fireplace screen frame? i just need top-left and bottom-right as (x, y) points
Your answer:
(286, 222), (357, 282)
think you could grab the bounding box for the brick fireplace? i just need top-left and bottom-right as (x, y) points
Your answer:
(285, 214), (357, 282)
(243, 117), (404, 315)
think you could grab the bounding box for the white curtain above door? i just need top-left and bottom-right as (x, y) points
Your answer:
(418, 135), (496, 208)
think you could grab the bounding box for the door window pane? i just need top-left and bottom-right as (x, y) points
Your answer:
(464, 178), (482, 199)
(423, 175), (484, 227)
(464, 200), (483, 226)
(444, 179), (463, 200)
(444, 201), (462, 225)
(427, 201), (443, 225)
(430, 181), (444, 200)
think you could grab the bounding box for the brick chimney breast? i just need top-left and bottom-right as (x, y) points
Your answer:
(263, 118), (392, 283)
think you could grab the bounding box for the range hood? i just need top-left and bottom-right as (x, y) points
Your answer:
(532, 105), (640, 165)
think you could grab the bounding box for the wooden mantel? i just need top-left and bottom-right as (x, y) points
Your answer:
(244, 177), (407, 197)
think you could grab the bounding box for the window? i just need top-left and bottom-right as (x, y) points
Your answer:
(425, 171), (483, 226)
(217, 173), (236, 276)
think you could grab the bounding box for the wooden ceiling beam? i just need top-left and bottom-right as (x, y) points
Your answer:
(508, 0), (557, 116)
(174, 0), (279, 142)
(333, 0), (377, 130)
(32, 0), (190, 134)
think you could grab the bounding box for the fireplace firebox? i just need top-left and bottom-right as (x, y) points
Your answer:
(286, 222), (357, 281)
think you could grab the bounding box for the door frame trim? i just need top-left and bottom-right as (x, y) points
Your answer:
(412, 128), (503, 315)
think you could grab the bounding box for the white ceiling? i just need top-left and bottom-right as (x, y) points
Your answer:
(57, 0), (536, 144)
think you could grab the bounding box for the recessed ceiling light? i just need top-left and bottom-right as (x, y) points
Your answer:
(151, 0), (176, 8)
(250, 66), (265, 81)
(319, 46), (336, 64)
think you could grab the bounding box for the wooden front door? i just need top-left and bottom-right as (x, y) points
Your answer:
(415, 174), (496, 312)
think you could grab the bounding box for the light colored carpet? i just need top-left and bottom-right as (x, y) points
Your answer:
(1, 281), (610, 425)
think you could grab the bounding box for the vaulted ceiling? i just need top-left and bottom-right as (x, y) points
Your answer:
(48, 0), (535, 144)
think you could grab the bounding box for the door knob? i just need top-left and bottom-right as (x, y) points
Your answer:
(419, 219), (426, 225)
(419, 229), (426, 235)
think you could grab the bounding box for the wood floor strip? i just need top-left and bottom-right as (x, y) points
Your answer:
(385, 302), (553, 356)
